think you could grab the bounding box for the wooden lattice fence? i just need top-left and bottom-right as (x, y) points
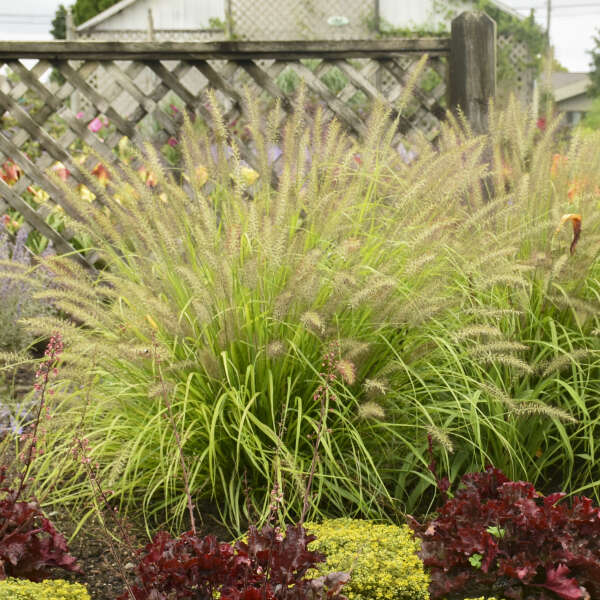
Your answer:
(0, 12), (496, 268)
(497, 34), (535, 104)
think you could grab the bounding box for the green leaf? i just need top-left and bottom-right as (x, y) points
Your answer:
(468, 553), (483, 569)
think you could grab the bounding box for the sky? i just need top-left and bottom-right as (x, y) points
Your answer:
(0, 0), (598, 72)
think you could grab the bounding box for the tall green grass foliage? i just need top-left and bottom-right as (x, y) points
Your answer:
(24, 89), (600, 533)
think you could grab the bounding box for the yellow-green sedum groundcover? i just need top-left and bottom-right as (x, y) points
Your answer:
(306, 518), (429, 600)
(0, 578), (90, 599)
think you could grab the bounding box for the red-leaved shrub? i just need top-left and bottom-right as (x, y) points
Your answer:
(120, 522), (349, 599)
(0, 466), (80, 580)
(410, 467), (599, 600)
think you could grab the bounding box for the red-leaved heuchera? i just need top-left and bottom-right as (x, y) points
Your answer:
(410, 467), (599, 600)
(119, 522), (349, 600)
(0, 466), (80, 580)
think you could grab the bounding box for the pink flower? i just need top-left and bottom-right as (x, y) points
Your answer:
(53, 163), (70, 181)
(167, 137), (178, 147)
(88, 117), (103, 133)
(76, 111), (84, 119)
(169, 103), (179, 114)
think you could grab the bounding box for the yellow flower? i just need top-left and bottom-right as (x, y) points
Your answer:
(78, 185), (96, 203)
(183, 165), (209, 187)
(146, 314), (158, 330)
(240, 166), (259, 186)
(27, 185), (49, 204)
(196, 165), (209, 186)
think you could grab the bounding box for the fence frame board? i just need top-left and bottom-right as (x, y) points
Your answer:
(0, 39), (451, 61)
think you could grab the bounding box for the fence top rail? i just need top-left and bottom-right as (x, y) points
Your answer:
(0, 39), (450, 60)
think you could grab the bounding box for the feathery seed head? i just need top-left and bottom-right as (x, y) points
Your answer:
(336, 359), (356, 386)
(358, 401), (386, 420)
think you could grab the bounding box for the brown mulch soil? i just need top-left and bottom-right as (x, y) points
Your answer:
(50, 516), (144, 600)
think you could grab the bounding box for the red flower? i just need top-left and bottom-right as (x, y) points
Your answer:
(91, 162), (110, 184)
(0, 161), (21, 184)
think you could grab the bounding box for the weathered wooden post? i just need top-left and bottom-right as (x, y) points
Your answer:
(449, 11), (496, 134)
(225, 0), (234, 39)
(147, 9), (156, 42)
(65, 8), (75, 41)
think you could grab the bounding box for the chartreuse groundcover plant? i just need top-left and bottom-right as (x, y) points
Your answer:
(306, 518), (429, 600)
(20, 86), (600, 533)
(0, 578), (90, 600)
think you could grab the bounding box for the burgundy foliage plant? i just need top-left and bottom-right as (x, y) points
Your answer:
(0, 466), (80, 580)
(410, 467), (600, 600)
(119, 522), (349, 600)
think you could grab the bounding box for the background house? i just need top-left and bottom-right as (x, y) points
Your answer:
(551, 72), (593, 126)
(76, 0), (225, 40)
(76, 0), (523, 42)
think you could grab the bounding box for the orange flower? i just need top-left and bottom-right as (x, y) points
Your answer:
(138, 167), (157, 188)
(567, 179), (585, 201)
(551, 153), (567, 177)
(52, 162), (70, 181)
(91, 162), (110, 186)
(555, 213), (582, 254)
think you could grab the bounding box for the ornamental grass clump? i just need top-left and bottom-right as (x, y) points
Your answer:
(23, 87), (501, 530)
(22, 89), (600, 531)
(394, 99), (600, 510)
(306, 518), (429, 600)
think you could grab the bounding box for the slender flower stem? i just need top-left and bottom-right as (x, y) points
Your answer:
(0, 334), (62, 539)
(74, 436), (137, 600)
(300, 342), (338, 525)
(300, 397), (325, 526)
(153, 342), (198, 534)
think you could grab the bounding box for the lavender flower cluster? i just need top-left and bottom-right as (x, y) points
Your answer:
(0, 225), (56, 436)
(0, 226), (38, 353)
(1, 227), (31, 350)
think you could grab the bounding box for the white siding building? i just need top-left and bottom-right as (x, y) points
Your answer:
(76, 0), (226, 41)
(76, 0), (522, 42)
